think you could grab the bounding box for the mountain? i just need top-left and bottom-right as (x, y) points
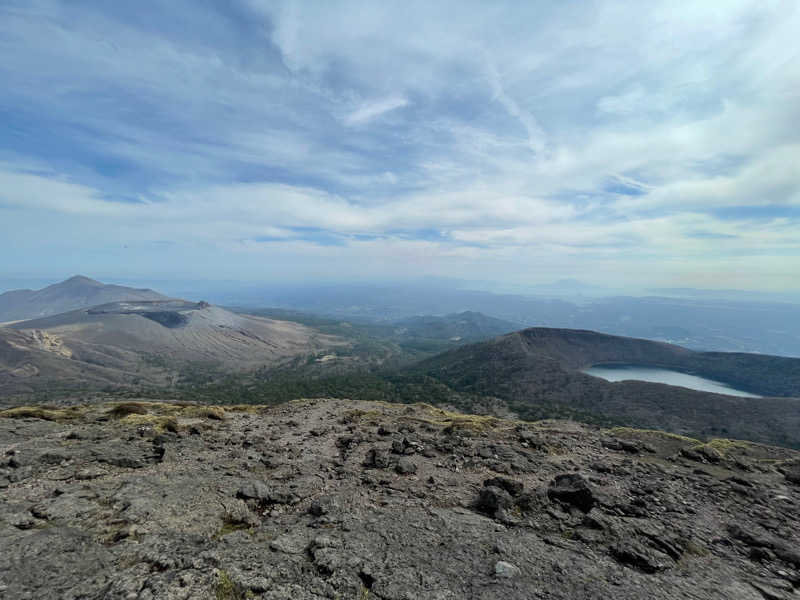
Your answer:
(404, 327), (800, 447)
(0, 300), (341, 400)
(0, 276), (169, 322)
(2, 397), (799, 599)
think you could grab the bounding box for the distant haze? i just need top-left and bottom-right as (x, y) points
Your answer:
(3, 276), (800, 357)
(1, 2), (799, 291)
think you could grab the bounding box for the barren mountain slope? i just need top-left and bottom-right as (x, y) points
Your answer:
(0, 327), (171, 399)
(1, 398), (798, 599)
(0, 276), (169, 322)
(11, 301), (340, 366)
(0, 301), (343, 399)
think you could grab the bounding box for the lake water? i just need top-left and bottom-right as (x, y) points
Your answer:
(582, 365), (761, 398)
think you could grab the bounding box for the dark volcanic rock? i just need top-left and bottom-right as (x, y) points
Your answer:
(364, 446), (392, 469)
(780, 461), (800, 485)
(395, 457), (418, 475)
(1, 398), (799, 600)
(484, 476), (524, 497)
(309, 496), (338, 517)
(611, 542), (671, 573)
(547, 473), (596, 512)
(477, 486), (513, 515)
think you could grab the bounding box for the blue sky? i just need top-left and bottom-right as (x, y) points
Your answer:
(1, 0), (799, 291)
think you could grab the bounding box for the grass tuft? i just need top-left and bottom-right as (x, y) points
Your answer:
(107, 402), (150, 418)
(692, 438), (753, 458)
(181, 405), (226, 420)
(214, 569), (245, 600)
(0, 405), (84, 422)
(607, 426), (700, 444)
(119, 413), (179, 433)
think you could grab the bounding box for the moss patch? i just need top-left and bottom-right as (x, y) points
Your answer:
(212, 521), (250, 540)
(214, 569), (246, 600)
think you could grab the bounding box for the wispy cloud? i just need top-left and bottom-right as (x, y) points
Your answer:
(0, 0), (798, 290)
(345, 96), (409, 126)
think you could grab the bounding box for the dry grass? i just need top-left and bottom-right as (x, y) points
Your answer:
(405, 404), (510, 435)
(221, 404), (269, 414)
(212, 521), (251, 540)
(107, 402), (150, 418)
(119, 413), (179, 433)
(607, 426), (700, 445)
(340, 408), (382, 425)
(0, 405), (86, 422)
(181, 405), (226, 420)
(692, 438), (754, 458)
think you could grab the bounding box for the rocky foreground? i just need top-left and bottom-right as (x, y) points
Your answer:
(1, 399), (800, 599)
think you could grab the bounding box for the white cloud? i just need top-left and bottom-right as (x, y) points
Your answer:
(344, 96), (409, 126)
(1, 1), (799, 289)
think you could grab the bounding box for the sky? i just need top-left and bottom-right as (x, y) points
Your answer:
(1, 0), (799, 292)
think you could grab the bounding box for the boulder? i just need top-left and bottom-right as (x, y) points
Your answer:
(611, 542), (670, 573)
(477, 486), (513, 515)
(309, 496), (338, 517)
(483, 477), (523, 497)
(395, 457), (418, 475)
(236, 481), (271, 502)
(364, 447), (392, 469)
(547, 474), (596, 513)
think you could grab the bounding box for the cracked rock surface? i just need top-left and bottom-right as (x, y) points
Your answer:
(1, 398), (799, 599)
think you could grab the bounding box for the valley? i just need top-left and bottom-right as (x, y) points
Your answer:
(2, 278), (800, 599)
(2, 277), (800, 451)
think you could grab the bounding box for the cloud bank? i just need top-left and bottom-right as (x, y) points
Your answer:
(0, 0), (798, 290)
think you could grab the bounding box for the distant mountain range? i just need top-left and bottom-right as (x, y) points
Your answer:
(3, 276), (800, 449)
(210, 281), (800, 356)
(0, 276), (169, 322)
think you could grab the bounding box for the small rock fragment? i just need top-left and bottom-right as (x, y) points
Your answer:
(269, 533), (308, 554)
(309, 496), (337, 516)
(494, 561), (521, 578)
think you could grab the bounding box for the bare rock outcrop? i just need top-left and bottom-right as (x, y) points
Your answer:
(1, 398), (799, 599)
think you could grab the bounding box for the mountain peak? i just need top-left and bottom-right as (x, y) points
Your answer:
(61, 275), (103, 287)
(0, 276), (170, 322)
